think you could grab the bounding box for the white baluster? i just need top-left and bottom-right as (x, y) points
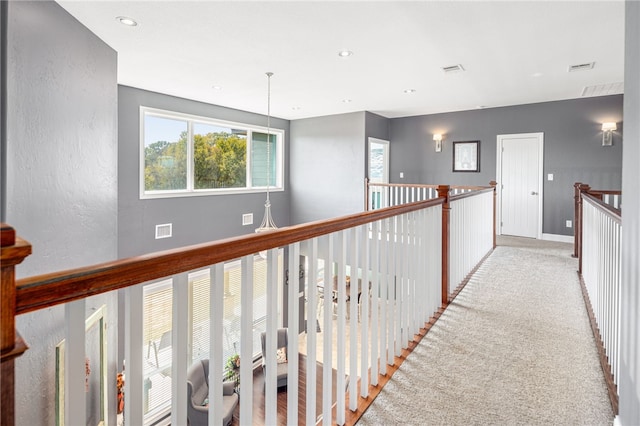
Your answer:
(240, 255), (254, 423)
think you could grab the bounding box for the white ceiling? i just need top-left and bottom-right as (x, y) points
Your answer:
(56, 1), (625, 121)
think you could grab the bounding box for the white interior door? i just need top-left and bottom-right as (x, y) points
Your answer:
(496, 133), (543, 238)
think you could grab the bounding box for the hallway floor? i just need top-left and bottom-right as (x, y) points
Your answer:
(355, 236), (614, 425)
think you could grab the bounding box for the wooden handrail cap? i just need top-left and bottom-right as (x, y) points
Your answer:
(1, 223), (16, 247)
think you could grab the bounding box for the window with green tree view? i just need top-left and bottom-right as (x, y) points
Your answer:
(141, 108), (283, 198)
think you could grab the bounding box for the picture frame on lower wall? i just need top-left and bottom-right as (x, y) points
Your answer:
(453, 140), (480, 172)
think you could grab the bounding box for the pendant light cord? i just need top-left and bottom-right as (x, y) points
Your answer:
(266, 72), (272, 203)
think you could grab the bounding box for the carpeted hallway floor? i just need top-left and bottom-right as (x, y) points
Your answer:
(357, 236), (614, 425)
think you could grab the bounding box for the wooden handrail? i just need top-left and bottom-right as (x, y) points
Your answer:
(15, 198), (445, 316)
(448, 186), (494, 202)
(582, 193), (622, 222)
(367, 181), (490, 191)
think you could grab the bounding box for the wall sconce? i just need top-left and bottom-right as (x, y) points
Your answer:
(601, 122), (617, 146)
(433, 134), (443, 152)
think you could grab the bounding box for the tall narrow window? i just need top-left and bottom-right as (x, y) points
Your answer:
(142, 280), (173, 420)
(251, 132), (277, 187)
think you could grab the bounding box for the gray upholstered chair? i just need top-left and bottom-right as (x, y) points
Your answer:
(186, 359), (239, 426)
(260, 328), (288, 390)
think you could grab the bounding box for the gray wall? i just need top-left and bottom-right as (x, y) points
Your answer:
(289, 112), (366, 224)
(389, 96), (623, 236)
(118, 86), (291, 258)
(620, 1), (640, 424)
(6, 1), (118, 425)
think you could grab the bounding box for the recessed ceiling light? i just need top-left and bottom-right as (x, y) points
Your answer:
(116, 16), (138, 27)
(342, 99), (352, 103)
(338, 50), (353, 58)
(291, 106), (301, 111)
(212, 85), (222, 90)
(404, 89), (417, 94)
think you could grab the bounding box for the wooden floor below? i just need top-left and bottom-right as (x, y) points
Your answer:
(230, 353), (339, 426)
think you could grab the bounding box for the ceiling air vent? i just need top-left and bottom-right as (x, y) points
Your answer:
(568, 62), (595, 72)
(442, 64), (465, 74)
(155, 223), (172, 239)
(581, 82), (624, 97)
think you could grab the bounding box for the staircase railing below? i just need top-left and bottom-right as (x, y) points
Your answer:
(574, 184), (621, 415)
(1, 184), (496, 426)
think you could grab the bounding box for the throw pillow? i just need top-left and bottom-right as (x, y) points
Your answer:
(276, 347), (287, 364)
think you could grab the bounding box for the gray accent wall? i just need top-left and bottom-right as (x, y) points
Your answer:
(6, 2), (118, 425)
(290, 112), (367, 224)
(620, 1), (640, 424)
(389, 96), (623, 236)
(118, 86), (290, 258)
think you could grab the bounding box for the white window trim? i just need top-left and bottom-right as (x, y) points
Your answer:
(139, 106), (285, 200)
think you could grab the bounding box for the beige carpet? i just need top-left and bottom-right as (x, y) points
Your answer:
(357, 236), (614, 425)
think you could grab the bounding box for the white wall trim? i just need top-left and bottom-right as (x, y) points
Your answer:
(541, 233), (573, 244)
(496, 132), (544, 239)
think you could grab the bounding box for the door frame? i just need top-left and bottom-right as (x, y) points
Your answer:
(495, 132), (544, 239)
(367, 137), (390, 183)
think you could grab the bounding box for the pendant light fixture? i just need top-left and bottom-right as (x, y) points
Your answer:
(255, 72), (278, 234)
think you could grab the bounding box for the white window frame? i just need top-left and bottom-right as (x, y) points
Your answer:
(140, 106), (285, 199)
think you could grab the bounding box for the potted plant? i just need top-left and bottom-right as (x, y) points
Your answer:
(224, 354), (240, 390)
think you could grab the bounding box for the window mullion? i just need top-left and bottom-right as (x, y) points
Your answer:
(247, 130), (253, 189)
(187, 121), (194, 191)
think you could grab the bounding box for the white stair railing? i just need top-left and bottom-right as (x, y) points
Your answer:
(581, 194), (622, 387)
(448, 190), (495, 295)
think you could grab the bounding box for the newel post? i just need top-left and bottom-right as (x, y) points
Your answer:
(1, 224), (32, 426)
(364, 177), (370, 211)
(490, 181), (498, 249)
(573, 183), (582, 258)
(437, 185), (450, 306)
(576, 184), (590, 274)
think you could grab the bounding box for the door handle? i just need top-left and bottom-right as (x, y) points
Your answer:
(531, 191), (539, 195)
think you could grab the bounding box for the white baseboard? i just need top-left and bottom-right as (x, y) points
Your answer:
(541, 233), (574, 244)
(613, 415), (621, 426)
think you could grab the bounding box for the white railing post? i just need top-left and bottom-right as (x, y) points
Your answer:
(321, 234), (334, 426)
(370, 220), (380, 385)
(306, 238), (318, 425)
(287, 244), (300, 425)
(171, 273), (188, 425)
(240, 255), (254, 423)
(360, 223), (370, 397)
(209, 264), (224, 426)
(64, 299), (86, 424)
(124, 284), (144, 426)
(335, 232), (346, 425)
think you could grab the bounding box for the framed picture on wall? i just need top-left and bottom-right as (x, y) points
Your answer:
(453, 140), (480, 172)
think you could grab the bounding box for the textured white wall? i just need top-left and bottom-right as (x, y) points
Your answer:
(619, 2), (640, 424)
(6, 2), (118, 425)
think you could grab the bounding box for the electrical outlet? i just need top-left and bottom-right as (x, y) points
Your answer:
(399, 172), (404, 179)
(242, 213), (253, 226)
(566, 220), (572, 228)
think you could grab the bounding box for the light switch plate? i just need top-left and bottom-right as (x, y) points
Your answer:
(548, 174), (554, 181)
